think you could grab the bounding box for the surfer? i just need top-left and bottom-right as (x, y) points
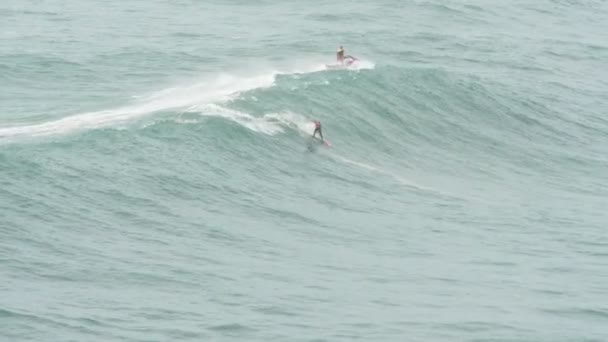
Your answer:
(312, 120), (324, 141)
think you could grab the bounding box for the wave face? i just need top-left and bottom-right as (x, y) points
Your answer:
(1, 1), (607, 341)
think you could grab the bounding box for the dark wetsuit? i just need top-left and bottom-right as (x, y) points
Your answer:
(313, 121), (323, 140)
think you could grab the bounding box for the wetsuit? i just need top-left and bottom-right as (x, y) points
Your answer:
(313, 121), (323, 140)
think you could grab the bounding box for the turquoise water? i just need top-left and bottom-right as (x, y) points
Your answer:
(1, 0), (608, 341)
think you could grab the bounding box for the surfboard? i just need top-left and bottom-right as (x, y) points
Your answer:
(313, 137), (331, 147)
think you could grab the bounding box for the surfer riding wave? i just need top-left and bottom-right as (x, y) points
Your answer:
(312, 120), (323, 141)
(307, 120), (330, 150)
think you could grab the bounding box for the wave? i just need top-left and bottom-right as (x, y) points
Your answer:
(0, 60), (360, 143)
(163, 104), (317, 138)
(187, 104), (286, 135)
(0, 74), (275, 142)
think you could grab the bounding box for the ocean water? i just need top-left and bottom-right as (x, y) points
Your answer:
(1, 0), (608, 341)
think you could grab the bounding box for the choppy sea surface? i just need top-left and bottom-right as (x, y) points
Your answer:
(1, 1), (607, 341)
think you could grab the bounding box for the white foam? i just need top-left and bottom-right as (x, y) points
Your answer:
(172, 118), (200, 124)
(174, 104), (320, 138)
(0, 61), (332, 142)
(0, 57), (373, 143)
(324, 59), (376, 71)
(0, 73), (277, 142)
(354, 59), (376, 70)
(263, 111), (316, 136)
(192, 104), (285, 135)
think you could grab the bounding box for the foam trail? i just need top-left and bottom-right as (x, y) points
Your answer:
(273, 56), (375, 74)
(190, 104), (285, 135)
(324, 59), (376, 71)
(0, 61), (333, 143)
(0, 73), (277, 142)
(0, 59), (372, 143)
(263, 111), (316, 136)
(177, 105), (315, 137)
(350, 59), (376, 70)
(277, 62), (328, 75)
(329, 154), (455, 198)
